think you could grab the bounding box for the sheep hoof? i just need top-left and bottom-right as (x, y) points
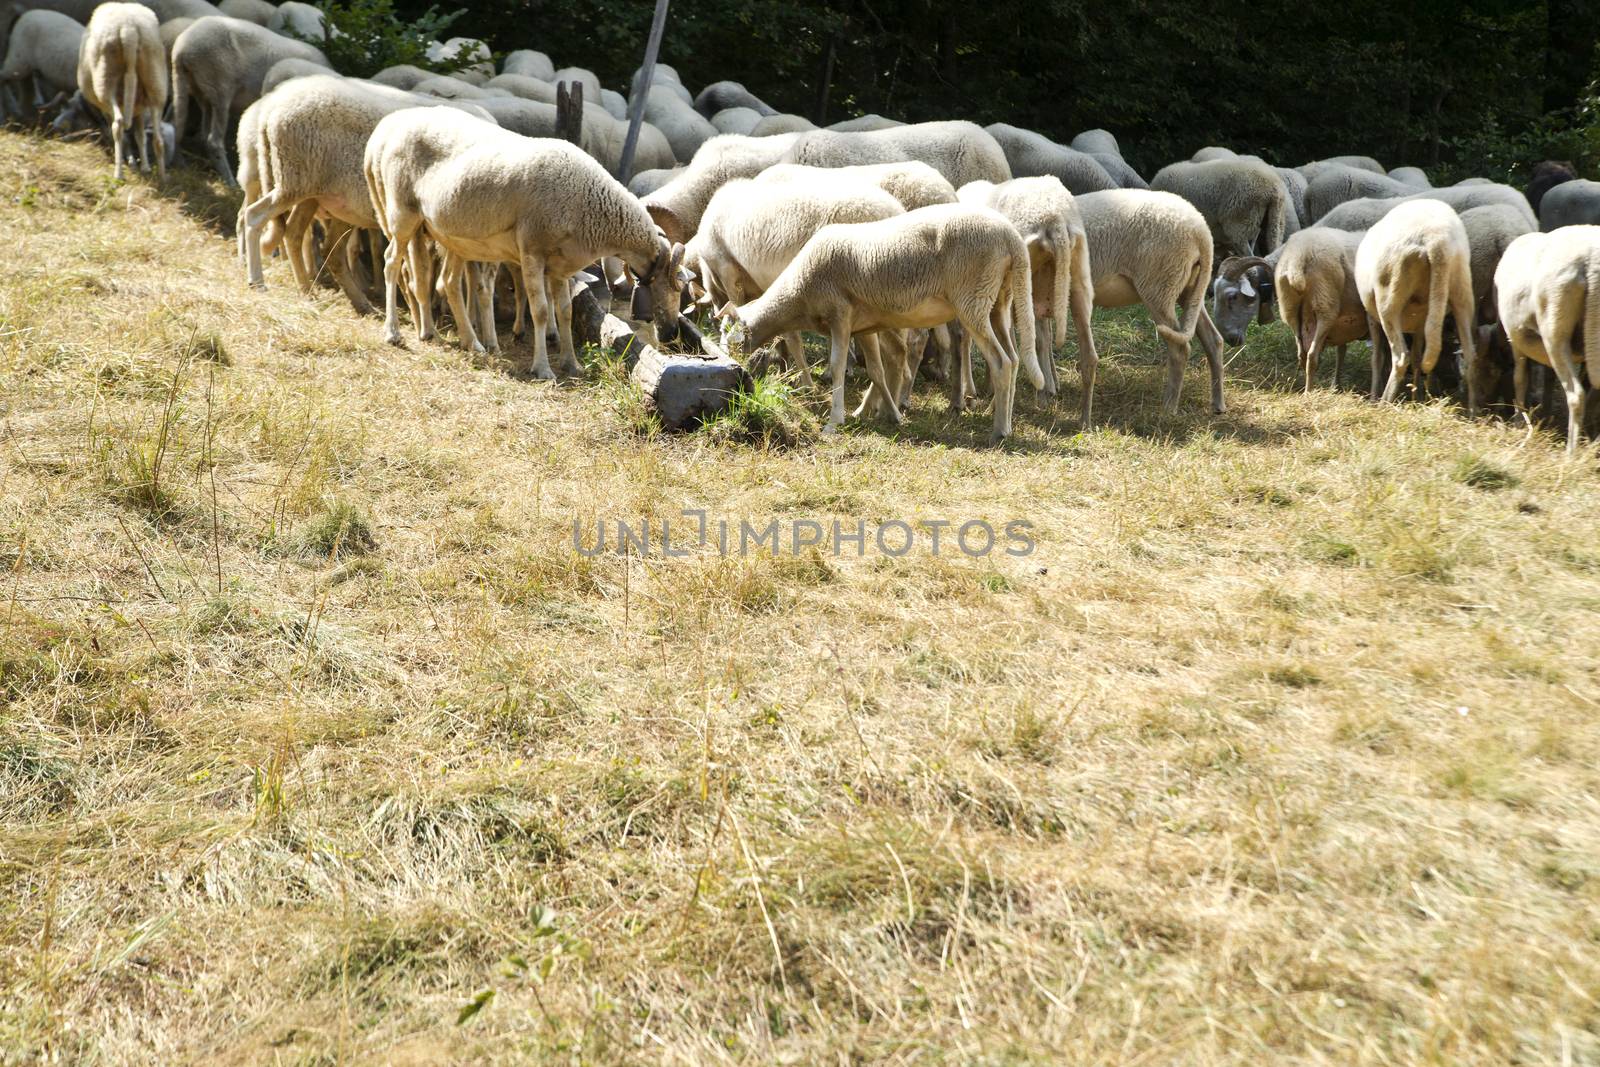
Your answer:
(1036, 388), (1058, 409)
(989, 429), (1009, 446)
(248, 279), (266, 292)
(821, 422), (840, 437)
(529, 365), (556, 381)
(383, 330), (403, 347)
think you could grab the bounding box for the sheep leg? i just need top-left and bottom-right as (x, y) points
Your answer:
(967, 305), (1017, 443)
(474, 264), (500, 354)
(551, 273), (581, 376)
(1333, 344), (1346, 389)
(509, 269), (527, 340)
(1512, 349), (1532, 428)
(284, 205), (316, 293)
(110, 69), (134, 182)
(1195, 311), (1226, 413)
(202, 96), (236, 187)
(379, 220), (419, 346)
(408, 237), (437, 341)
(519, 253), (555, 380)
(852, 333), (903, 424)
(440, 254), (484, 354)
(824, 321), (852, 433)
(1540, 311), (1587, 454)
(1036, 320), (1058, 399)
(1451, 283), (1479, 415)
(1380, 310), (1412, 404)
(242, 189), (293, 289)
(324, 223), (375, 316)
(1069, 287), (1098, 430)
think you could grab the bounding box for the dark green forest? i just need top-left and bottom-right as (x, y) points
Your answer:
(397, 0), (1600, 179)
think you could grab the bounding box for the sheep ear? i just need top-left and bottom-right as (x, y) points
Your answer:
(1239, 275), (1257, 299)
(669, 242), (685, 272)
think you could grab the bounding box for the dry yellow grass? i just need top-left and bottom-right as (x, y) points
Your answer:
(2, 130), (1599, 1065)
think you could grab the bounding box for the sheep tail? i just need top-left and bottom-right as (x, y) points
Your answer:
(1011, 233), (1041, 389)
(1051, 229), (1070, 350)
(117, 27), (138, 121)
(1160, 248), (1207, 346)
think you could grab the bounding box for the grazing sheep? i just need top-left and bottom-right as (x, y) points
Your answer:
(218, 0), (274, 23)
(1230, 228), (1367, 390)
(261, 55), (328, 94)
(1539, 178), (1600, 231)
(693, 79), (776, 118)
(1299, 154), (1384, 179)
(1070, 129), (1120, 157)
(369, 63), (430, 90)
(958, 177), (1097, 425)
(1389, 165), (1431, 189)
(1209, 248), (1282, 347)
(1316, 183), (1537, 232)
(153, 0), (221, 21)
(627, 165), (680, 198)
(1459, 203), (1535, 403)
(984, 123), (1116, 195)
(501, 48), (553, 81)
(1091, 152), (1147, 190)
(1494, 227), (1600, 452)
(750, 112), (815, 136)
(410, 74), (490, 100)
(424, 36), (493, 78)
(549, 64), (600, 102)
(1355, 199), (1479, 407)
(638, 83), (718, 163)
(829, 114), (902, 132)
(1303, 163), (1414, 221)
(1076, 189), (1226, 414)
(1151, 157), (1291, 261)
(756, 161), (957, 211)
(717, 204), (1037, 441)
(1526, 160), (1577, 215)
(785, 121), (1011, 195)
(687, 174), (907, 379)
(1191, 146), (1238, 162)
(169, 15), (328, 184)
(0, 10), (82, 120)
(363, 107), (690, 375)
(642, 132), (805, 243)
(76, 2), (166, 181)
(158, 16), (194, 50)
(710, 106), (760, 136)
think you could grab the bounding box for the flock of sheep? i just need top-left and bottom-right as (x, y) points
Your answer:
(4, 0), (1599, 449)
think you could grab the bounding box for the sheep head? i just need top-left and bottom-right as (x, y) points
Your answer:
(1211, 255), (1276, 346)
(627, 235), (691, 346)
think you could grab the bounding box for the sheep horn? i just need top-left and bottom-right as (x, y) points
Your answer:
(1217, 255), (1273, 282)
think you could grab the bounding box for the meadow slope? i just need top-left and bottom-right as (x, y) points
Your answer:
(1, 131), (1598, 1065)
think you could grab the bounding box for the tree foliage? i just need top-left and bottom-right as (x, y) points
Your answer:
(400, 0), (1600, 177)
(310, 0), (466, 79)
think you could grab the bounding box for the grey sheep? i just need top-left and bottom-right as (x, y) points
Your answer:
(785, 121), (1012, 193)
(638, 82), (718, 163)
(261, 55), (329, 94)
(1319, 184), (1537, 231)
(1539, 178), (1600, 231)
(169, 15), (329, 184)
(369, 64), (430, 90)
(1303, 164), (1414, 222)
(1191, 146), (1237, 162)
(0, 9), (82, 120)
(1150, 157), (1291, 261)
(829, 113), (902, 132)
(693, 79), (775, 118)
(1388, 165), (1431, 189)
(217, 0), (275, 24)
(153, 0), (221, 21)
(642, 132), (804, 243)
(750, 112), (815, 136)
(1070, 129), (1120, 157)
(984, 122), (1116, 195)
(710, 106), (761, 136)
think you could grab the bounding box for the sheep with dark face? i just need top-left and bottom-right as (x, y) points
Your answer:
(1210, 250), (1280, 347)
(1526, 160), (1577, 214)
(693, 79), (775, 118)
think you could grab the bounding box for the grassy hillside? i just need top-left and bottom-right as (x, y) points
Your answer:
(2, 130), (1598, 1065)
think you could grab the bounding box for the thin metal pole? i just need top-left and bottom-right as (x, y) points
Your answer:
(618, 0), (671, 183)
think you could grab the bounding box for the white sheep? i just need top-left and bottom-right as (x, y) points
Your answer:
(424, 36), (493, 78)
(1075, 189), (1226, 414)
(1150, 157), (1291, 262)
(784, 121), (1012, 193)
(169, 14), (328, 184)
(1226, 228), (1368, 391)
(76, 2), (166, 181)
(958, 176), (1097, 425)
(1494, 227), (1600, 452)
(501, 48), (553, 81)
(1355, 199), (1479, 407)
(260, 55), (329, 94)
(828, 114), (902, 132)
(0, 9), (82, 120)
(983, 123), (1116, 195)
(716, 203), (1037, 442)
(363, 107), (691, 376)
(549, 64), (600, 102)
(641, 132), (804, 243)
(686, 174), (907, 381)
(756, 160), (957, 211)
